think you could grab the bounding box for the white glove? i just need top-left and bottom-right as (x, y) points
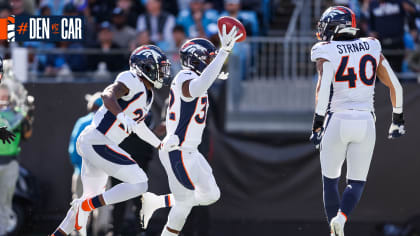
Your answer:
(116, 112), (137, 134)
(160, 134), (180, 152)
(217, 72), (229, 80)
(218, 24), (243, 53)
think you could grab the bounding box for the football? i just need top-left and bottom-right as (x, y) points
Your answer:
(217, 16), (247, 42)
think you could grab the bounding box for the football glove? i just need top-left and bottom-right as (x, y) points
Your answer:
(217, 72), (229, 80)
(0, 127), (15, 144)
(310, 114), (325, 149)
(117, 112), (137, 134)
(218, 24), (243, 53)
(388, 112), (406, 139)
(160, 134), (180, 152)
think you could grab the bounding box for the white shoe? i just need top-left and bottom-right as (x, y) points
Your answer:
(330, 215), (345, 236)
(71, 199), (90, 236)
(140, 192), (162, 229)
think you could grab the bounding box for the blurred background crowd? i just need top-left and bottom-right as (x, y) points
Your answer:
(0, 0), (420, 236)
(0, 0), (420, 80)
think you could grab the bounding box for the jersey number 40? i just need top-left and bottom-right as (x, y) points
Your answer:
(335, 54), (377, 88)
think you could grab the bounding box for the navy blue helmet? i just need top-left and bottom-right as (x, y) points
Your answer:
(129, 45), (171, 89)
(317, 6), (358, 41)
(180, 38), (217, 74)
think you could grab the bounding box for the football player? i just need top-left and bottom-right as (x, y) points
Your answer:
(139, 25), (242, 236)
(310, 6), (405, 236)
(51, 45), (173, 236)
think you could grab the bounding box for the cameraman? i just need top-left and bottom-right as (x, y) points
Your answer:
(0, 83), (33, 235)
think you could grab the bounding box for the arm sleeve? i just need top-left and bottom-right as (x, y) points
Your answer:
(134, 121), (161, 148)
(315, 61), (334, 116)
(188, 49), (229, 97)
(381, 58), (403, 113)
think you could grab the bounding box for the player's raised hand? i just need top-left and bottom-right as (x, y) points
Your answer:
(218, 24), (243, 53)
(117, 112), (137, 134)
(160, 134), (180, 152)
(0, 127), (15, 144)
(388, 112), (406, 139)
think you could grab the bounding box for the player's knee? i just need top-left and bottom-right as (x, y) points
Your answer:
(137, 181), (148, 193)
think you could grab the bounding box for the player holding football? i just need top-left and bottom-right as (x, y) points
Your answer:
(310, 6), (406, 236)
(139, 25), (242, 236)
(51, 45), (175, 236)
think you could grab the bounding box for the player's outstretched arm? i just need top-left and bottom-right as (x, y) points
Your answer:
(101, 82), (137, 134)
(376, 54), (405, 139)
(182, 25), (242, 98)
(310, 58), (334, 148)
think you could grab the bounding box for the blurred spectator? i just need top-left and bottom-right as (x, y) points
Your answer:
(367, 0), (418, 72)
(136, 0), (175, 50)
(44, 41), (86, 76)
(117, 0), (144, 28)
(162, 0), (179, 16)
(220, 0), (259, 36)
(111, 7), (136, 49)
(10, 0), (30, 15)
(89, 0), (115, 24)
(129, 31), (153, 51)
(0, 83), (33, 235)
(176, 0), (219, 38)
(89, 21), (126, 72)
(39, 4), (51, 15)
(62, 2), (79, 16)
(0, 4), (11, 18)
(39, 0), (65, 15)
(168, 25), (187, 72)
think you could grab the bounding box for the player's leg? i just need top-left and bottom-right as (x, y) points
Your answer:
(320, 115), (347, 223)
(160, 150), (200, 235)
(52, 157), (109, 236)
(77, 144), (148, 211)
(339, 117), (376, 220)
(193, 151), (220, 206)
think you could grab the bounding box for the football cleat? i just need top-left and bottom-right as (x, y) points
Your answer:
(71, 199), (89, 236)
(140, 192), (162, 229)
(330, 214), (345, 236)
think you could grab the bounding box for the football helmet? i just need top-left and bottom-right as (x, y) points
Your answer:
(317, 6), (359, 41)
(180, 38), (217, 74)
(129, 45), (171, 89)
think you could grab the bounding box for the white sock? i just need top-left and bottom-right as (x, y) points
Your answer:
(159, 194), (175, 208)
(57, 208), (76, 234)
(102, 182), (147, 205)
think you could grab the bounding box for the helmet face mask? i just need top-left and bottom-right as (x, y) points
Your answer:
(317, 6), (359, 41)
(129, 45), (171, 89)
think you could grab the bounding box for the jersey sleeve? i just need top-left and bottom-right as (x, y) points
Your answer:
(311, 42), (332, 62)
(115, 71), (141, 100)
(174, 70), (198, 102)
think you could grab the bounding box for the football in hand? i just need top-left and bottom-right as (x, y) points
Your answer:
(217, 16), (247, 42)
